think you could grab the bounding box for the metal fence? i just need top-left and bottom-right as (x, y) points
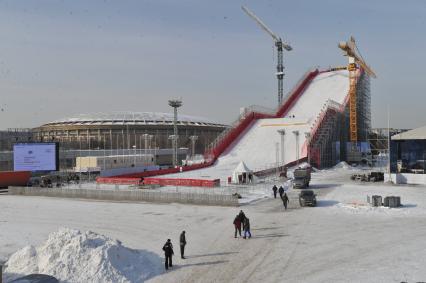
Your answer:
(8, 186), (239, 207)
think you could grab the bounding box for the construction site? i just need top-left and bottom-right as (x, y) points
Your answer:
(0, 9), (379, 188)
(3, 3), (426, 283)
(88, 7), (377, 187)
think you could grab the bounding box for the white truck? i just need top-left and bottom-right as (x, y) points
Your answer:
(293, 168), (311, 189)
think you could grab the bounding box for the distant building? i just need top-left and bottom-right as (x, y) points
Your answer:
(0, 129), (33, 151)
(32, 111), (227, 154)
(27, 112), (226, 171)
(0, 129), (33, 171)
(390, 126), (426, 184)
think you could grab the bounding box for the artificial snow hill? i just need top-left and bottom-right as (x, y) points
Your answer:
(169, 69), (349, 180)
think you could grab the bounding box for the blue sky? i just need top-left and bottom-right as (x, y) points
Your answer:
(0, 0), (425, 129)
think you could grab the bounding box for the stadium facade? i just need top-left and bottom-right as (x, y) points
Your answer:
(32, 112), (228, 155)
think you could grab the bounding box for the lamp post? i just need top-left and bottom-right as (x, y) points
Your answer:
(168, 99), (183, 167)
(277, 129), (285, 166)
(293, 130), (300, 165)
(78, 136), (82, 184)
(168, 135), (178, 167)
(387, 105), (392, 183)
(142, 133), (149, 161)
(148, 135), (153, 165)
(189, 135), (198, 159)
(275, 142), (280, 176)
(132, 145), (136, 166)
(305, 132), (311, 165)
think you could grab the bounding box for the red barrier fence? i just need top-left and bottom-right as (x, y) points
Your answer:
(0, 171), (31, 187)
(143, 177), (220, 187)
(96, 177), (142, 185)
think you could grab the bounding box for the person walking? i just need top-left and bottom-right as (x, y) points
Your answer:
(243, 217), (252, 239)
(162, 239), (174, 270)
(238, 210), (246, 224)
(272, 185), (278, 198)
(233, 214), (242, 238)
(180, 231), (186, 259)
(278, 186), (284, 199)
(282, 192), (289, 210)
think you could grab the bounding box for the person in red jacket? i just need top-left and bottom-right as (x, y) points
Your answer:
(233, 214), (242, 238)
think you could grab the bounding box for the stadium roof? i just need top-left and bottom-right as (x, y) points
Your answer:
(42, 111), (227, 127)
(392, 126), (426, 140)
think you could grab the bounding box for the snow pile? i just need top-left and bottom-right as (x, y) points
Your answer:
(4, 228), (163, 283)
(332, 161), (351, 170)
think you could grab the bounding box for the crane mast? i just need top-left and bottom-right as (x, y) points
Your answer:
(338, 37), (376, 147)
(241, 6), (292, 106)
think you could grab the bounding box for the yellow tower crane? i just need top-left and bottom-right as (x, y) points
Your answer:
(338, 36), (376, 146)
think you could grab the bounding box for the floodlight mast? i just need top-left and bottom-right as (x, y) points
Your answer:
(241, 5), (292, 106)
(168, 99), (182, 167)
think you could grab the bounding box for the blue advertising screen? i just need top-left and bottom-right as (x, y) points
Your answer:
(13, 143), (58, 172)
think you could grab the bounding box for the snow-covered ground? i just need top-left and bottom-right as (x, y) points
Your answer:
(2, 165), (426, 282)
(167, 70), (349, 181)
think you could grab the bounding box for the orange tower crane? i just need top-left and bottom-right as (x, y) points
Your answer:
(338, 36), (376, 145)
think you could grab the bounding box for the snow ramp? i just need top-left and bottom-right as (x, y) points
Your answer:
(116, 68), (350, 181)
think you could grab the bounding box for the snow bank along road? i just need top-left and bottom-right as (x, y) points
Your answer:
(1, 168), (426, 282)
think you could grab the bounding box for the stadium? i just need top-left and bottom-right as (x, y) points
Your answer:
(32, 112), (228, 155)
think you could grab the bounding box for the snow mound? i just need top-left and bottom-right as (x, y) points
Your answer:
(333, 161), (351, 170)
(4, 228), (163, 283)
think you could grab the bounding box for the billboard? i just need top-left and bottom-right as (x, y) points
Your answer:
(13, 143), (59, 172)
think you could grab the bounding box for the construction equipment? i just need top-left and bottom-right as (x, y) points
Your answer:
(292, 167), (311, 189)
(338, 36), (376, 145)
(241, 5), (292, 106)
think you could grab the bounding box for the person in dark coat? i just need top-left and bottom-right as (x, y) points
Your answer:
(243, 217), (252, 239)
(238, 210), (246, 224)
(282, 193), (289, 210)
(278, 186), (285, 198)
(179, 231), (186, 259)
(272, 185), (278, 198)
(162, 239), (174, 270)
(233, 215), (242, 238)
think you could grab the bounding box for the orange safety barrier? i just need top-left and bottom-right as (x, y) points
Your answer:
(0, 171), (31, 187)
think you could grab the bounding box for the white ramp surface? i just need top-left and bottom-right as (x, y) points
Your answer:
(285, 70), (349, 120)
(169, 70), (349, 180)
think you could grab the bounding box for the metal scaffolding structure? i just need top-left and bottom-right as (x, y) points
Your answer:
(309, 100), (343, 169)
(308, 69), (372, 168)
(356, 71), (372, 142)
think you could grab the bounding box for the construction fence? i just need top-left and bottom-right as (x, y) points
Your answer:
(8, 186), (239, 207)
